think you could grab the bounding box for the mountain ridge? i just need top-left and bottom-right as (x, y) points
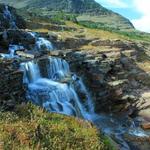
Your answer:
(0, 0), (134, 30)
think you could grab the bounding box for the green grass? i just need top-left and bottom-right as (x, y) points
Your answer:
(78, 21), (150, 42)
(0, 103), (116, 150)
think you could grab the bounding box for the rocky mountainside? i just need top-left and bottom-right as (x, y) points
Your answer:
(0, 0), (134, 30)
(0, 0), (114, 14)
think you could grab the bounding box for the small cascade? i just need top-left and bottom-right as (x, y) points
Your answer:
(20, 61), (41, 83)
(72, 74), (94, 114)
(3, 5), (18, 29)
(3, 5), (12, 20)
(9, 44), (24, 58)
(1, 44), (24, 59)
(47, 57), (70, 80)
(35, 37), (53, 51)
(27, 78), (85, 117)
(28, 32), (54, 52)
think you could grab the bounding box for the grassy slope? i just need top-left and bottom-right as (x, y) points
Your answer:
(0, 103), (115, 150)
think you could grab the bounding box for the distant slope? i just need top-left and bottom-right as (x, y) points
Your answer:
(0, 0), (134, 30)
(0, 0), (112, 14)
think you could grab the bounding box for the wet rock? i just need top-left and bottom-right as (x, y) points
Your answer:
(124, 133), (150, 150)
(139, 109), (150, 122)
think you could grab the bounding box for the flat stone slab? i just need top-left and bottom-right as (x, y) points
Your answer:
(16, 51), (35, 59)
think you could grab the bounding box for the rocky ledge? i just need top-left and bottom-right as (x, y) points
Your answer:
(0, 59), (25, 110)
(49, 37), (150, 118)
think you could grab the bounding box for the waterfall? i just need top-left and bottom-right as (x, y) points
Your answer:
(0, 44), (24, 59)
(3, 5), (12, 20)
(20, 61), (41, 83)
(3, 5), (18, 29)
(28, 32), (54, 52)
(1, 5), (148, 149)
(9, 45), (24, 58)
(21, 57), (94, 120)
(35, 37), (53, 51)
(47, 57), (70, 80)
(72, 74), (94, 114)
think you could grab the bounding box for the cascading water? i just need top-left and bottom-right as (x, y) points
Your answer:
(0, 31), (53, 59)
(0, 5), (25, 59)
(1, 44), (25, 59)
(20, 61), (41, 83)
(9, 44), (24, 58)
(35, 37), (53, 51)
(21, 57), (93, 119)
(47, 57), (70, 80)
(28, 32), (53, 52)
(3, 5), (18, 29)
(3, 5), (12, 20)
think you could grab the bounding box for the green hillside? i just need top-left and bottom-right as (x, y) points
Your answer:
(0, 0), (134, 30)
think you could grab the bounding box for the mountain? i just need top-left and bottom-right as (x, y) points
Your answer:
(0, 0), (134, 30)
(0, 0), (114, 14)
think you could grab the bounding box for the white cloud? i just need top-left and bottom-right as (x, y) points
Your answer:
(131, 0), (150, 32)
(133, 0), (150, 14)
(132, 15), (150, 33)
(96, 0), (150, 32)
(95, 0), (128, 8)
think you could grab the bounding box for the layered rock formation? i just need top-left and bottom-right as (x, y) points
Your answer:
(0, 59), (25, 110)
(49, 37), (150, 117)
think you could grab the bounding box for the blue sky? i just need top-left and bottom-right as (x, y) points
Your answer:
(95, 0), (150, 33)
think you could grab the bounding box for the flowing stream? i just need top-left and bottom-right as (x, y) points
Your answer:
(3, 5), (18, 29)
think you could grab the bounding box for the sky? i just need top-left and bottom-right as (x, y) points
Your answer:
(95, 0), (150, 33)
